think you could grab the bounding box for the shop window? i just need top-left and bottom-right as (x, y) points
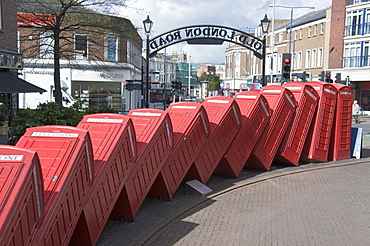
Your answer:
(72, 81), (123, 111)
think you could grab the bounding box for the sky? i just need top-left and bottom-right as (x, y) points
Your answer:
(119, 0), (332, 65)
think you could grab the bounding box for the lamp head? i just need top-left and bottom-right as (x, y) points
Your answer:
(260, 14), (271, 34)
(143, 15), (153, 35)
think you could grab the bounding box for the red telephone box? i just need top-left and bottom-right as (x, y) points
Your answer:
(147, 102), (210, 200)
(274, 82), (319, 166)
(215, 91), (270, 178)
(74, 113), (137, 245)
(0, 146), (44, 246)
(246, 85), (297, 171)
(328, 84), (353, 161)
(16, 125), (94, 246)
(300, 82), (338, 162)
(190, 96), (241, 184)
(110, 109), (173, 221)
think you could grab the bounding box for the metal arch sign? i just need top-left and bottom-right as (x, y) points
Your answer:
(149, 25), (264, 59)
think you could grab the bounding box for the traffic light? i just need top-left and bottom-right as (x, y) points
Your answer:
(171, 81), (176, 92)
(325, 71), (333, 83)
(335, 73), (342, 83)
(281, 53), (291, 81)
(319, 71), (325, 81)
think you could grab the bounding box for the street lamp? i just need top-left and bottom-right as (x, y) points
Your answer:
(188, 56), (191, 99)
(269, 5), (315, 57)
(143, 15), (153, 108)
(261, 14), (271, 87)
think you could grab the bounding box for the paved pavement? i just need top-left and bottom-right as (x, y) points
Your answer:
(97, 118), (370, 246)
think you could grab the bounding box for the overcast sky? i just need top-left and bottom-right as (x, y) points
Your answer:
(120, 0), (332, 65)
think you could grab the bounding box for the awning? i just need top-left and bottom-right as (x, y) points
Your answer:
(0, 71), (46, 93)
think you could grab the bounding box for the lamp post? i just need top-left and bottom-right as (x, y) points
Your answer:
(143, 15), (153, 108)
(269, 5), (315, 66)
(260, 14), (271, 87)
(188, 56), (191, 99)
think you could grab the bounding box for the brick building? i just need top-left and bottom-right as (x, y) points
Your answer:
(329, 0), (370, 113)
(17, 2), (142, 111)
(0, 0), (45, 143)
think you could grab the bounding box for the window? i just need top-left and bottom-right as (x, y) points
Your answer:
(74, 34), (88, 59)
(106, 35), (118, 61)
(345, 10), (363, 36)
(311, 49), (317, 68)
(297, 51), (302, 69)
(320, 23), (324, 34)
(0, 1), (2, 30)
(367, 11), (370, 35)
(279, 33), (283, 42)
(364, 42), (369, 66)
(306, 50), (311, 68)
(343, 42), (362, 67)
(40, 33), (54, 58)
(318, 48), (323, 67)
(308, 26), (312, 37)
(313, 24), (318, 36)
(235, 53), (240, 78)
(278, 54), (282, 73)
(299, 29), (302, 39)
(294, 30), (297, 40)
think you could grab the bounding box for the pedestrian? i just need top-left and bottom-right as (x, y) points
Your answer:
(352, 100), (361, 124)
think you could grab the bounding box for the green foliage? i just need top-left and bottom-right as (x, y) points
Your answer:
(197, 72), (222, 91)
(11, 100), (115, 136)
(0, 100), (11, 127)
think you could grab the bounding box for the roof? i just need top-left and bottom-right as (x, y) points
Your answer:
(17, 0), (96, 15)
(0, 71), (46, 93)
(274, 7), (330, 31)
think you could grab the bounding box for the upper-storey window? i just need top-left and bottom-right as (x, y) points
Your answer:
(74, 34), (88, 60)
(106, 35), (118, 61)
(40, 32), (54, 58)
(313, 24), (318, 36)
(0, 1), (3, 30)
(345, 10), (363, 36)
(344, 41), (369, 67)
(354, 0), (369, 3)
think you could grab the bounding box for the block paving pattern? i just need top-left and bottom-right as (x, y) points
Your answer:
(98, 158), (370, 245)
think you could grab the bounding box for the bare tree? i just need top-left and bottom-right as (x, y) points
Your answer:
(17, 0), (141, 107)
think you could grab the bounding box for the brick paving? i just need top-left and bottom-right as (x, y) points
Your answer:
(98, 157), (370, 246)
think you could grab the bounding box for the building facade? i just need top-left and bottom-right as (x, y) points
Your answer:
(224, 8), (332, 90)
(329, 0), (370, 112)
(17, 4), (142, 112)
(269, 7), (331, 82)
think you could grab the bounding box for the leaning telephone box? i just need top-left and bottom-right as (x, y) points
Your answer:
(328, 84), (353, 161)
(0, 146), (44, 246)
(300, 82), (338, 163)
(147, 102), (210, 200)
(110, 109), (173, 221)
(73, 113), (137, 245)
(189, 96), (241, 184)
(214, 91), (270, 178)
(274, 82), (319, 166)
(16, 125), (94, 246)
(246, 85), (297, 171)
